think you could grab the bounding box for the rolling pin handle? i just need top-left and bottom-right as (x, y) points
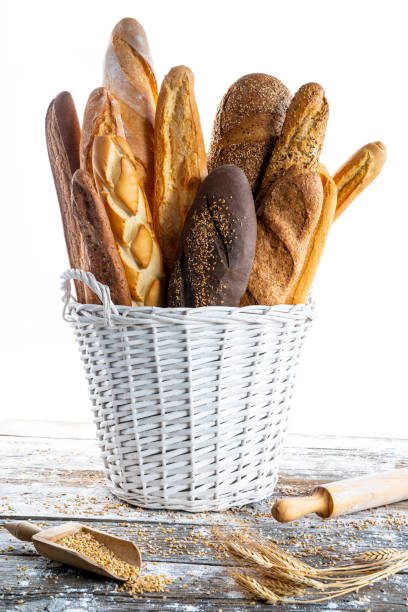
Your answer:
(4, 521), (42, 542)
(272, 490), (329, 523)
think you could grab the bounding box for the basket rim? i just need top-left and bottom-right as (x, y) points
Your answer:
(61, 268), (314, 327)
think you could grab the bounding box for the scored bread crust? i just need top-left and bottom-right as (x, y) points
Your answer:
(242, 166), (324, 306)
(333, 141), (386, 220)
(153, 66), (207, 273)
(258, 83), (329, 204)
(207, 73), (291, 197)
(45, 91), (86, 303)
(80, 87), (125, 179)
(71, 169), (132, 306)
(103, 18), (158, 204)
(92, 134), (165, 306)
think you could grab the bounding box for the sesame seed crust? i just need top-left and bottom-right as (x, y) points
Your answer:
(167, 165), (257, 308)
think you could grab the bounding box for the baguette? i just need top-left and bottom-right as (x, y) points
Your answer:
(71, 169), (132, 306)
(242, 166), (324, 306)
(289, 171), (337, 304)
(80, 87), (125, 179)
(103, 18), (158, 203)
(153, 66), (207, 272)
(207, 74), (291, 197)
(45, 91), (86, 303)
(333, 141), (386, 220)
(92, 134), (165, 306)
(258, 83), (328, 204)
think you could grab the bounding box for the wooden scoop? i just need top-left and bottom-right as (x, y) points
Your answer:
(272, 468), (408, 523)
(4, 521), (141, 580)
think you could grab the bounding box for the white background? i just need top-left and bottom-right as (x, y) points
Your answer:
(3, 0), (407, 437)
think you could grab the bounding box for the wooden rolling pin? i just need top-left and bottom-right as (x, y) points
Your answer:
(4, 521), (141, 579)
(272, 468), (408, 522)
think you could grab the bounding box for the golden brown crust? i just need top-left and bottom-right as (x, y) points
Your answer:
(207, 74), (291, 196)
(289, 172), (337, 304)
(333, 141), (386, 220)
(80, 87), (125, 179)
(92, 134), (165, 306)
(103, 18), (157, 204)
(258, 83), (329, 204)
(153, 66), (207, 272)
(71, 169), (132, 306)
(243, 166), (323, 306)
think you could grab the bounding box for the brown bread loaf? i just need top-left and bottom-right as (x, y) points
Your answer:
(242, 166), (324, 306)
(207, 74), (291, 197)
(168, 165), (257, 308)
(45, 91), (86, 303)
(153, 66), (207, 272)
(258, 83), (329, 204)
(103, 18), (158, 203)
(71, 169), (132, 306)
(92, 134), (165, 306)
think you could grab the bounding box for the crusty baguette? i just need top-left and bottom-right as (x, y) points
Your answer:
(258, 83), (328, 204)
(207, 73), (291, 197)
(333, 141), (386, 220)
(153, 66), (207, 272)
(80, 87), (125, 179)
(242, 166), (324, 306)
(45, 91), (86, 303)
(289, 171), (337, 304)
(92, 134), (165, 306)
(103, 18), (158, 203)
(71, 169), (132, 306)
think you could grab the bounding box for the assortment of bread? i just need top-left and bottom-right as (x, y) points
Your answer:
(46, 17), (386, 309)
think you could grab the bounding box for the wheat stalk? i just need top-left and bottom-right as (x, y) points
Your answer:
(354, 548), (407, 562)
(232, 572), (279, 604)
(218, 530), (408, 605)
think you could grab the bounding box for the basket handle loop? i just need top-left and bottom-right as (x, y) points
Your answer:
(61, 269), (118, 326)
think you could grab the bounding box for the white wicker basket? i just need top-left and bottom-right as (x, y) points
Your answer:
(62, 269), (314, 511)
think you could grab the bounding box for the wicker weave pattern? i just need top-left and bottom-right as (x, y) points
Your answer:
(62, 269), (314, 511)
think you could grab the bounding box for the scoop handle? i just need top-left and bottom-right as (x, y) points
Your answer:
(272, 490), (329, 522)
(5, 521), (42, 541)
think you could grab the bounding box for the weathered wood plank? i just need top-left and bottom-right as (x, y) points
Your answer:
(1, 432), (408, 610)
(0, 552), (407, 611)
(2, 512), (408, 566)
(1, 435), (407, 524)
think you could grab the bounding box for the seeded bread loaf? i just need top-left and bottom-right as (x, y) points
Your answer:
(92, 134), (165, 306)
(207, 74), (291, 197)
(153, 66), (207, 272)
(168, 165), (257, 307)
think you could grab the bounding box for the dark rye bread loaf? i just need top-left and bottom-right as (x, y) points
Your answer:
(207, 74), (291, 197)
(167, 165), (257, 307)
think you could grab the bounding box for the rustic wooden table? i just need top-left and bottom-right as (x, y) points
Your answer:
(1, 420), (407, 611)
